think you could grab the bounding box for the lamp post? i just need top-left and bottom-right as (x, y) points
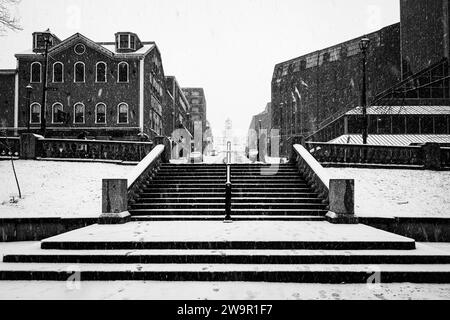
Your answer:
(40, 31), (52, 137)
(26, 85), (33, 133)
(359, 36), (370, 145)
(256, 119), (262, 162)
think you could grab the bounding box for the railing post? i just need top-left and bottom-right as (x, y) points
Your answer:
(19, 133), (42, 159)
(421, 142), (441, 170)
(154, 136), (171, 163)
(325, 179), (358, 224)
(289, 136), (305, 163)
(99, 179), (131, 224)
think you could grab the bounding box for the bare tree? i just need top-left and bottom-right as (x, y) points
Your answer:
(0, 0), (22, 34)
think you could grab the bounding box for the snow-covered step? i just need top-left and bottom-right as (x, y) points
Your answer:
(1, 262), (449, 282)
(130, 215), (326, 221)
(38, 221), (416, 250)
(128, 208), (328, 216)
(5, 245), (450, 265)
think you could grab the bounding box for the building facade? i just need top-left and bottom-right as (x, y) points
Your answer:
(182, 88), (207, 133)
(1, 30), (168, 141)
(164, 76), (192, 138)
(271, 0), (450, 155)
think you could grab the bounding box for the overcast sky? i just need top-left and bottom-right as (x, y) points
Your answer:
(0, 0), (400, 138)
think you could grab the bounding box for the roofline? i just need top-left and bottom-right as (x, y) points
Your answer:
(274, 22), (400, 68)
(0, 69), (17, 75)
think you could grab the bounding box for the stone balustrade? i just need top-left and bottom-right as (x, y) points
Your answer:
(0, 137), (20, 158)
(293, 144), (356, 224)
(306, 142), (423, 166)
(38, 138), (154, 162)
(99, 144), (166, 224)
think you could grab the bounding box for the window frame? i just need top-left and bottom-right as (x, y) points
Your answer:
(73, 102), (86, 124)
(51, 102), (64, 124)
(117, 62), (129, 83)
(30, 62), (42, 83)
(30, 102), (41, 124)
(52, 62), (64, 83)
(95, 103), (107, 124)
(117, 102), (129, 124)
(74, 62), (85, 83)
(95, 61), (107, 83)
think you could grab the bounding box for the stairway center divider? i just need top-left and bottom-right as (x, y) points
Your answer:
(224, 142), (232, 222)
(293, 144), (357, 224)
(99, 144), (166, 224)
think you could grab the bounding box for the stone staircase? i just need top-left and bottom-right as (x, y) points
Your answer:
(129, 163), (328, 221)
(2, 163), (450, 283)
(2, 221), (450, 283)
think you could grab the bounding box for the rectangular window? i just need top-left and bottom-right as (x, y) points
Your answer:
(52, 104), (64, 124)
(96, 104), (106, 124)
(119, 35), (129, 49)
(74, 104), (85, 123)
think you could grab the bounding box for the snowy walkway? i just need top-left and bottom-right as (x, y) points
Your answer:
(326, 168), (450, 218)
(0, 160), (131, 218)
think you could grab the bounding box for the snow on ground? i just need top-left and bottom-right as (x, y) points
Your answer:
(0, 279), (449, 300)
(0, 160), (131, 218)
(326, 167), (450, 218)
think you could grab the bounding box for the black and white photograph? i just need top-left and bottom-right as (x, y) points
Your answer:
(0, 0), (450, 308)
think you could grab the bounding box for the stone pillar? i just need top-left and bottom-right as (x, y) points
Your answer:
(421, 143), (441, 170)
(325, 179), (358, 224)
(154, 136), (171, 163)
(98, 179), (131, 224)
(19, 133), (41, 159)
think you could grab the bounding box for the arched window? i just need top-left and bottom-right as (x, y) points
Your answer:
(30, 103), (41, 124)
(96, 62), (107, 83)
(53, 62), (64, 83)
(118, 62), (129, 83)
(117, 103), (129, 123)
(52, 103), (64, 123)
(73, 103), (85, 123)
(74, 62), (85, 83)
(30, 62), (42, 83)
(95, 103), (106, 124)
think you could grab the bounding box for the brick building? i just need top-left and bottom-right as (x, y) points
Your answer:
(0, 30), (168, 141)
(248, 103), (272, 155)
(182, 88), (208, 133)
(164, 76), (192, 138)
(270, 0), (450, 155)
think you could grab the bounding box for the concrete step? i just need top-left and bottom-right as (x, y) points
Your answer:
(137, 193), (320, 199)
(5, 246), (450, 265)
(129, 209), (328, 216)
(130, 215), (326, 221)
(134, 198), (323, 204)
(140, 188), (314, 193)
(2, 262), (449, 282)
(130, 203), (326, 210)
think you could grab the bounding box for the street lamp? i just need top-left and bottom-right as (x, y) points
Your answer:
(359, 36), (370, 144)
(256, 119), (262, 162)
(26, 85), (33, 133)
(40, 31), (52, 137)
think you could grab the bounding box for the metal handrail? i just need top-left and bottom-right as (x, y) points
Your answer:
(224, 141), (232, 222)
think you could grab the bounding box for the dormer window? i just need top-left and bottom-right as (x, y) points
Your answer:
(118, 34), (135, 50)
(32, 30), (60, 53)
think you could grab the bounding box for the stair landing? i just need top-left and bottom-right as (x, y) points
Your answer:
(40, 221), (415, 250)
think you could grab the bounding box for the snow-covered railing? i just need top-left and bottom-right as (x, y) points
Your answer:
(306, 142), (422, 165)
(293, 144), (356, 224)
(306, 141), (448, 170)
(37, 138), (154, 162)
(127, 144), (165, 204)
(293, 144), (331, 201)
(100, 144), (167, 224)
(0, 137), (20, 158)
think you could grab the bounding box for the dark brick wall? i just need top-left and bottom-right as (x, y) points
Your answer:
(400, 0), (450, 77)
(271, 24), (401, 152)
(0, 72), (15, 128)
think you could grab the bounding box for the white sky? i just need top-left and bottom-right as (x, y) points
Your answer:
(0, 0), (400, 138)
